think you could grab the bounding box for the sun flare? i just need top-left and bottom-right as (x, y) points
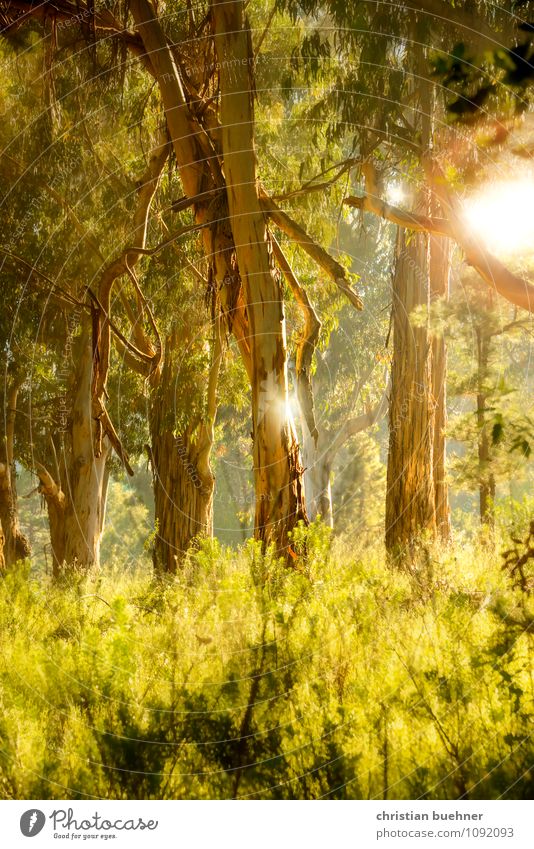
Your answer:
(463, 178), (534, 255)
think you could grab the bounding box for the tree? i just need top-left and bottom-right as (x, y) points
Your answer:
(0, 369), (31, 567)
(127, 0), (362, 554)
(442, 270), (533, 531)
(385, 228), (437, 555)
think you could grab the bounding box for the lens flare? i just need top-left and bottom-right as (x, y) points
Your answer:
(462, 179), (534, 255)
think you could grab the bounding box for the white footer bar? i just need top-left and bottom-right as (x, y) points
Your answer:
(2, 800), (532, 848)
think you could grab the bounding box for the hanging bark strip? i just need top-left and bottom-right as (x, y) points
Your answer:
(270, 235), (321, 444)
(273, 233), (387, 526)
(129, 0), (252, 377)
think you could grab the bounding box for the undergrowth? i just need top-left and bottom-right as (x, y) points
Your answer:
(0, 527), (532, 800)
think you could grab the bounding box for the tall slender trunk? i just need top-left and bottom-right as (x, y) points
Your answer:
(476, 328), (495, 529)
(39, 467), (66, 574)
(429, 234), (451, 540)
(148, 333), (217, 573)
(292, 358), (388, 531)
(385, 229), (437, 556)
(63, 332), (110, 568)
(0, 381), (31, 568)
(212, 0), (307, 555)
(38, 330), (110, 574)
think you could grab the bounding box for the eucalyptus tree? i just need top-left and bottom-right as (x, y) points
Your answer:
(112, 198), (225, 574)
(272, 0), (454, 552)
(442, 268), (534, 530)
(0, 31), (169, 572)
(0, 0), (367, 558)
(329, 1), (534, 555)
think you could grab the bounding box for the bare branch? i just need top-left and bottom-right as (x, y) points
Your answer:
(272, 157), (359, 202)
(271, 234), (321, 442)
(344, 195), (452, 237)
(261, 193), (363, 310)
(327, 377), (390, 462)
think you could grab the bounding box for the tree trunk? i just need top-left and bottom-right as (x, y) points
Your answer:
(38, 331), (110, 574)
(385, 229), (437, 557)
(61, 333), (110, 568)
(37, 461), (66, 575)
(212, 0), (308, 555)
(301, 427), (333, 527)
(131, 0), (308, 557)
(149, 428), (214, 573)
(148, 338), (216, 573)
(429, 233), (451, 540)
(476, 328), (495, 529)
(0, 381), (31, 568)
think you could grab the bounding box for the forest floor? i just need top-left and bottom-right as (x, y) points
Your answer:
(0, 527), (532, 800)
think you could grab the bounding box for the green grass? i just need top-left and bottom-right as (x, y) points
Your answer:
(0, 527), (532, 800)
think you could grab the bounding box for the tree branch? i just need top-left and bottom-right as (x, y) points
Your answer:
(327, 378), (390, 462)
(35, 462), (65, 509)
(345, 159), (534, 314)
(272, 157), (359, 202)
(425, 157), (534, 314)
(261, 193), (363, 310)
(270, 234), (321, 442)
(344, 194), (452, 237)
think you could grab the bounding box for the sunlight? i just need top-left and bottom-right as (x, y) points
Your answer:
(386, 182), (405, 205)
(463, 178), (534, 255)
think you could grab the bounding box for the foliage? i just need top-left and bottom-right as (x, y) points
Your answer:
(0, 538), (532, 800)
